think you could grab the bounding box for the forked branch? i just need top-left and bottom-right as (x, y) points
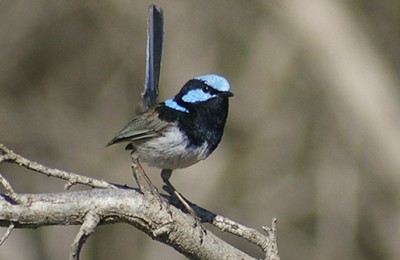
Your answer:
(0, 144), (280, 260)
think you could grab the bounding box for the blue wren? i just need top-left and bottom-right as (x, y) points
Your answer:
(107, 74), (233, 212)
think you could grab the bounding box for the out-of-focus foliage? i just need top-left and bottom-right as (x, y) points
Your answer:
(1, 1), (400, 259)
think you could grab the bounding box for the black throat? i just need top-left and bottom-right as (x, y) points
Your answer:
(157, 97), (229, 154)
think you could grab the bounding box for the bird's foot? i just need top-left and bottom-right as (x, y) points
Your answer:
(162, 184), (206, 242)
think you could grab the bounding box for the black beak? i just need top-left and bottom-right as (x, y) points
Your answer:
(220, 91), (234, 98)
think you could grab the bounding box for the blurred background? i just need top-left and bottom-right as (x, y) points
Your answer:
(1, 0), (400, 259)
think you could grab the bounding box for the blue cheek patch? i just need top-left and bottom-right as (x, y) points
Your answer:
(182, 89), (216, 103)
(165, 99), (189, 113)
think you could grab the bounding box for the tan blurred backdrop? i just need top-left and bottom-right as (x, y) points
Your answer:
(1, 0), (400, 259)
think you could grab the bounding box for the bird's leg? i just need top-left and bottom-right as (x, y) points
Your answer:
(161, 169), (207, 241)
(161, 169), (196, 215)
(131, 158), (158, 194)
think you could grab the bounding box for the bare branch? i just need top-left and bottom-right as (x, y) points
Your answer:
(163, 185), (278, 256)
(0, 171), (27, 204)
(263, 218), (279, 260)
(0, 190), (256, 259)
(70, 210), (101, 260)
(0, 144), (117, 190)
(194, 203), (277, 254)
(0, 144), (280, 259)
(0, 223), (14, 246)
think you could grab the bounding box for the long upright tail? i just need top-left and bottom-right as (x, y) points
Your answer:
(138, 5), (164, 113)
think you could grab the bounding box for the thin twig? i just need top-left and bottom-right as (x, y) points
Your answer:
(0, 144), (117, 190)
(163, 184), (277, 256)
(0, 224), (14, 246)
(0, 171), (27, 204)
(213, 215), (271, 251)
(69, 210), (101, 260)
(262, 218), (280, 260)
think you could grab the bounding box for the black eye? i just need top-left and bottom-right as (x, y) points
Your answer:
(202, 86), (210, 93)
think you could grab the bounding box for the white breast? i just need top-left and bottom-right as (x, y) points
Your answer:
(131, 126), (209, 169)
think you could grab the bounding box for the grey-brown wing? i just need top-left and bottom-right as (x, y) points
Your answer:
(106, 109), (170, 146)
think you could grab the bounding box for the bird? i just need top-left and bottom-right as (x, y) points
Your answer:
(106, 74), (233, 213)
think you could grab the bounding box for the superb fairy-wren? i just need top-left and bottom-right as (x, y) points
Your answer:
(107, 74), (233, 215)
(106, 5), (233, 216)
(107, 74), (233, 170)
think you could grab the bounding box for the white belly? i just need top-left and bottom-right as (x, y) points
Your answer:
(131, 126), (209, 169)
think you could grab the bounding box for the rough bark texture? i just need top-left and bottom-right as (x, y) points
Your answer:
(0, 144), (280, 259)
(0, 189), (270, 259)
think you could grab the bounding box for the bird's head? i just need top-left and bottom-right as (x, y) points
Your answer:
(164, 74), (233, 113)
